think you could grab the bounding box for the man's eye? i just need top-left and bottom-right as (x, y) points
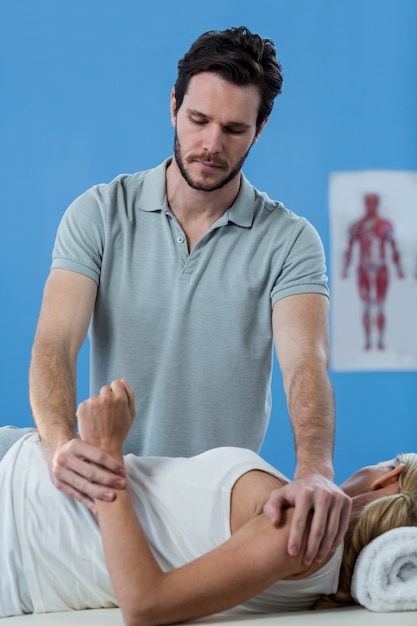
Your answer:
(226, 128), (245, 135)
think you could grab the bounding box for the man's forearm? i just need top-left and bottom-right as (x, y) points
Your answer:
(29, 340), (78, 446)
(287, 361), (335, 480)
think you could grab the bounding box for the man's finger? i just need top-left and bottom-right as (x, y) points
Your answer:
(53, 464), (118, 503)
(286, 488), (315, 557)
(263, 493), (281, 525)
(56, 439), (126, 476)
(298, 490), (351, 564)
(330, 495), (352, 552)
(300, 491), (331, 564)
(54, 454), (125, 490)
(53, 476), (98, 513)
(49, 438), (127, 507)
(263, 486), (295, 525)
(311, 490), (352, 561)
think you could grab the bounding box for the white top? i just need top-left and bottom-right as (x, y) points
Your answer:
(0, 434), (342, 617)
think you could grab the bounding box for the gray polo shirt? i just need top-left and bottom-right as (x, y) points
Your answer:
(52, 158), (329, 456)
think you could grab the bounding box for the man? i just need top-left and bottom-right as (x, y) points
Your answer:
(28, 26), (351, 565)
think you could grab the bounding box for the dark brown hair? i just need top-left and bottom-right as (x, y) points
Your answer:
(174, 26), (283, 131)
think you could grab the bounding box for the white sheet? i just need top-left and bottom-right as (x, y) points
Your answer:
(1, 607), (417, 625)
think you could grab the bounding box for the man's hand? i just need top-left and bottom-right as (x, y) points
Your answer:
(263, 474), (352, 565)
(43, 438), (127, 513)
(43, 379), (136, 513)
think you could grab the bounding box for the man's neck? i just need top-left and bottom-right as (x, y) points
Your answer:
(165, 158), (241, 250)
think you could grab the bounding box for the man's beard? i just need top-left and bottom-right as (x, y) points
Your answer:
(173, 130), (251, 192)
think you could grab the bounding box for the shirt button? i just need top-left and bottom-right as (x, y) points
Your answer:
(176, 236), (185, 244)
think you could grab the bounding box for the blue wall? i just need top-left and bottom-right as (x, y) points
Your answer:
(1, 0), (416, 481)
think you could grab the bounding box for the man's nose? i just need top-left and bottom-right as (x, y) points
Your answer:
(202, 125), (223, 154)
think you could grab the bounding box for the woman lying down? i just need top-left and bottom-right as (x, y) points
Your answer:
(1, 380), (417, 624)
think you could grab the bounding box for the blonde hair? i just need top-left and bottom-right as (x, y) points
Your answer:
(316, 453), (417, 609)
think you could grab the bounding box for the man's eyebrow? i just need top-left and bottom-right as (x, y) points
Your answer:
(186, 108), (208, 118)
(186, 108), (251, 129)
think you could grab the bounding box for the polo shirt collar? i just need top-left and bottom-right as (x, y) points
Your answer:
(140, 158), (255, 228)
(226, 174), (255, 227)
(140, 158), (171, 212)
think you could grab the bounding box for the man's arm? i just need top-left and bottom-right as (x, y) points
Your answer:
(29, 268), (126, 509)
(264, 293), (351, 564)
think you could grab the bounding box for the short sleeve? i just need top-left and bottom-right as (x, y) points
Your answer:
(270, 218), (329, 307)
(51, 186), (107, 285)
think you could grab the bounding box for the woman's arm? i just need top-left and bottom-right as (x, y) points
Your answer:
(96, 483), (309, 626)
(77, 380), (315, 626)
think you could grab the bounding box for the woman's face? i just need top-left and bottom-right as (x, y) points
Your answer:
(340, 458), (401, 498)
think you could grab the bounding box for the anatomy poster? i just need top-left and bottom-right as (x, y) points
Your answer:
(330, 171), (417, 371)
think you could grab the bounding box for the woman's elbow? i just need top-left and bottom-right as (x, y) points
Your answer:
(119, 593), (164, 626)
(120, 605), (153, 626)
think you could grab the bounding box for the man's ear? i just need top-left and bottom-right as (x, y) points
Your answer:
(371, 464), (405, 491)
(170, 87), (177, 127)
(252, 116), (269, 146)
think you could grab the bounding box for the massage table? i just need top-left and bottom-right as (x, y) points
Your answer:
(1, 607), (417, 625)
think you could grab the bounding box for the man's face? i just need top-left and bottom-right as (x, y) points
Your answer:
(171, 72), (265, 192)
